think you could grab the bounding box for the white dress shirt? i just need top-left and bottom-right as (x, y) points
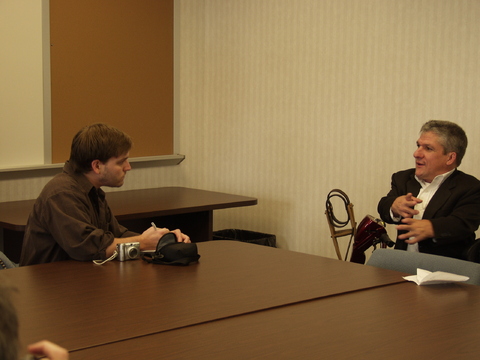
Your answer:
(391, 169), (455, 252)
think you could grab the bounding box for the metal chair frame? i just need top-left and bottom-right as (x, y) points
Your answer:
(325, 189), (357, 261)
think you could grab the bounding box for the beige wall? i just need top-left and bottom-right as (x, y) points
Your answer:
(0, 0), (45, 167)
(2, 0), (480, 259)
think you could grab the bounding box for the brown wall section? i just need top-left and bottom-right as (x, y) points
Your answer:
(50, 0), (174, 163)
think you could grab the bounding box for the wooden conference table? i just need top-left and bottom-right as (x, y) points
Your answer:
(1, 241), (408, 358)
(72, 281), (480, 359)
(0, 186), (257, 262)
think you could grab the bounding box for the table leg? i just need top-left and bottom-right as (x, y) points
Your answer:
(118, 210), (213, 243)
(2, 229), (24, 264)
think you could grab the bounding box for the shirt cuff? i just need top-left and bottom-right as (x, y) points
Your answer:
(390, 209), (401, 222)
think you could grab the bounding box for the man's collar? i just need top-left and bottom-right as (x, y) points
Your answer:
(63, 160), (103, 196)
(415, 168), (456, 188)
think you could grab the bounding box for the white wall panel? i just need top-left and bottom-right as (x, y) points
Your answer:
(178, 0), (480, 258)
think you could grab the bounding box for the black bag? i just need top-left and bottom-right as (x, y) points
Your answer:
(142, 233), (200, 266)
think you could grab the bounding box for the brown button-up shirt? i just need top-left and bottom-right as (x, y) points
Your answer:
(20, 161), (138, 265)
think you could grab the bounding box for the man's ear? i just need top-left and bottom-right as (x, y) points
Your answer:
(446, 152), (457, 166)
(91, 159), (102, 174)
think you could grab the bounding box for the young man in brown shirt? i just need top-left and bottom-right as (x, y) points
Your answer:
(20, 123), (189, 265)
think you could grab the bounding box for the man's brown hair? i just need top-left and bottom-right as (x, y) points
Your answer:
(69, 123), (133, 173)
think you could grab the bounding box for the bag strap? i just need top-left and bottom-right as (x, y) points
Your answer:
(141, 253), (155, 263)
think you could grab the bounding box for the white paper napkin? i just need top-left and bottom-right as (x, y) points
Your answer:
(403, 268), (469, 285)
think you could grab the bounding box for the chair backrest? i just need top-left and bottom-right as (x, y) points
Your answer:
(325, 189), (356, 261)
(366, 248), (480, 286)
(0, 251), (18, 269)
(467, 239), (480, 263)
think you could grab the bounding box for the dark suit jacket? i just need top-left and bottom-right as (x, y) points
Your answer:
(377, 169), (480, 259)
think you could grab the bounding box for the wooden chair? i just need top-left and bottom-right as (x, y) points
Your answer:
(325, 189), (357, 260)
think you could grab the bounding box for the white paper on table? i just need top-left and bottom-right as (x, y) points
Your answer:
(403, 268), (469, 285)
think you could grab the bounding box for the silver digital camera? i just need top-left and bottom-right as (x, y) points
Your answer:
(116, 242), (141, 261)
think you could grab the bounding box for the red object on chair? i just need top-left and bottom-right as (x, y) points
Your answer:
(350, 215), (395, 264)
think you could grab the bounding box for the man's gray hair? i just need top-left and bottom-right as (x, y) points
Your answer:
(420, 120), (467, 166)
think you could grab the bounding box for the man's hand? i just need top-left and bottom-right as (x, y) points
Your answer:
(141, 225), (171, 250)
(391, 193), (423, 218)
(27, 340), (69, 360)
(108, 226), (191, 256)
(170, 228), (191, 243)
(141, 226), (191, 250)
(396, 218), (434, 243)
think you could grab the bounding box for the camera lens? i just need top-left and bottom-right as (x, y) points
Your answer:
(128, 247), (139, 259)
